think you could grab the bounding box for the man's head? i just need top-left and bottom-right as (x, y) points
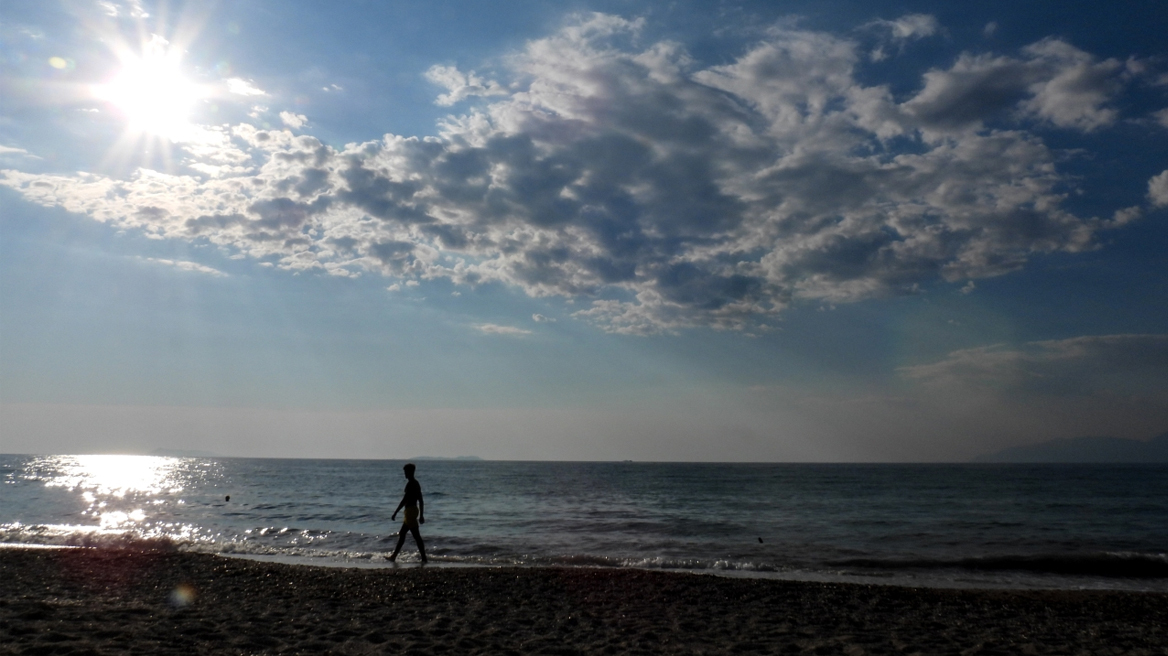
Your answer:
(403, 463), (416, 479)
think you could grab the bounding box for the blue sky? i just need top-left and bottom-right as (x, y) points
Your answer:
(1, 0), (1166, 460)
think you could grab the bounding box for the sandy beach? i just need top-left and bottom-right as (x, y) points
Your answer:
(2, 548), (1166, 655)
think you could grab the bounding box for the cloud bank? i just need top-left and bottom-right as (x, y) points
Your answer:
(0, 14), (1151, 333)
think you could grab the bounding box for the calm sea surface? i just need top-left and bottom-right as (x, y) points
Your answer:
(2, 455), (1166, 591)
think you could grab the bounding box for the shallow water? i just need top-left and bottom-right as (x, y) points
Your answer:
(2, 455), (1166, 590)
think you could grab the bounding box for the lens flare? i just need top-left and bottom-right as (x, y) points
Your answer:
(170, 583), (197, 608)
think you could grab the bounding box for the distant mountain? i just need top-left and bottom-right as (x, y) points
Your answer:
(409, 455), (484, 461)
(973, 432), (1168, 463)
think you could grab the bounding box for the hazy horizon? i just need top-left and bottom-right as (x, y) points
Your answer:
(2, 0), (1166, 461)
(2, 411), (1165, 462)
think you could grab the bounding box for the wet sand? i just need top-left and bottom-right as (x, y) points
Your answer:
(2, 548), (1166, 655)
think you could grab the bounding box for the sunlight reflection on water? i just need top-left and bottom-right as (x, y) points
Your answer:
(39, 455), (182, 528)
(42, 454), (184, 496)
(11, 455), (223, 543)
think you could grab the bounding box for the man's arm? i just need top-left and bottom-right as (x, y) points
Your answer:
(418, 492), (424, 524)
(391, 496), (406, 520)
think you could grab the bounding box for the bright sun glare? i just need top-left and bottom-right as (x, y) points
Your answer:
(93, 37), (203, 140)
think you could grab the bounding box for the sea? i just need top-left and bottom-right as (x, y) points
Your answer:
(2, 455), (1166, 591)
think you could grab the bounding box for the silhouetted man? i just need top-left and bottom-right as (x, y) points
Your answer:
(388, 463), (427, 563)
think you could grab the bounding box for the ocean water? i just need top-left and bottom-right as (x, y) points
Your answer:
(1, 455), (1166, 591)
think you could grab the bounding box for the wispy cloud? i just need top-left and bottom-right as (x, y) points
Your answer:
(901, 334), (1168, 395)
(0, 145), (38, 158)
(475, 323), (532, 336)
(862, 13), (941, 61)
(97, 0), (149, 19)
(141, 257), (227, 277)
(863, 13), (940, 41)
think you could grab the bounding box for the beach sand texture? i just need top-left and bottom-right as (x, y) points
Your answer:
(2, 549), (1166, 655)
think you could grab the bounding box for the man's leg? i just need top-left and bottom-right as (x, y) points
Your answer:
(410, 526), (427, 563)
(388, 527), (408, 561)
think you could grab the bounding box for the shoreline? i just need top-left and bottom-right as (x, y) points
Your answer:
(4, 542), (1167, 593)
(3, 548), (1167, 654)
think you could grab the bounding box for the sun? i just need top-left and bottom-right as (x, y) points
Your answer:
(94, 36), (204, 141)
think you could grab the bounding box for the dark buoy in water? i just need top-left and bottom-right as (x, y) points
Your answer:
(758, 537), (763, 543)
(225, 495), (230, 502)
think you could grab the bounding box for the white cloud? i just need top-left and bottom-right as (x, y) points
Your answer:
(475, 323), (533, 336)
(226, 78), (266, 97)
(532, 313), (556, 323)
(1111, 206), (1142, 225)
(903, 38), (1122, 132)
(0, 14), (1148, 334)
(425, 65), (507, 106)
(1156, 108), (1168, 129)
(1149, 170), (1168, 207)
(1020, 39), (1122, 131)
(141, 257), (227, 277)
(279, 111), (307, 129)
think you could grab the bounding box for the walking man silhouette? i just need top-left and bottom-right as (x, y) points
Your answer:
(388, 463), (427, 563)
